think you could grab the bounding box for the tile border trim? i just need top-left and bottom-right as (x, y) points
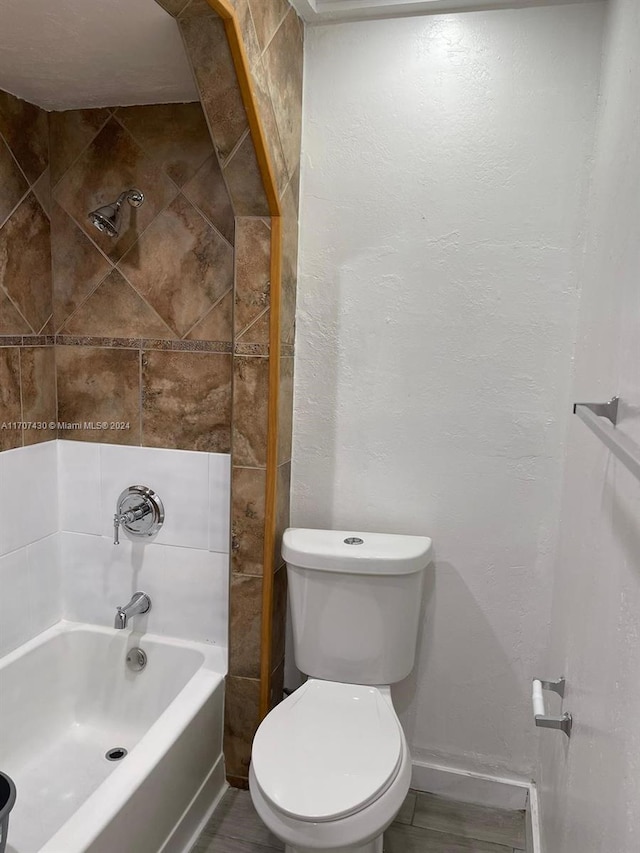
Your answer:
(55, 335), (234, 352)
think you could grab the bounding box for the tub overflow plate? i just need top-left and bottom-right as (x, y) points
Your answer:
(126, 647), (147, 672)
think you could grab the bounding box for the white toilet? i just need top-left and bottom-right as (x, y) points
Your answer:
(249, 527), (432, 853)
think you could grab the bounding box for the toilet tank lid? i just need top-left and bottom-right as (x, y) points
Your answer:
(282, 528), (432, 575)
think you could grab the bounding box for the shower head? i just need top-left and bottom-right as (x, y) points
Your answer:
(88, 189), (144, 238)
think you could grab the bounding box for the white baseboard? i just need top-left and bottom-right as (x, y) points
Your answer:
(525, 782), (542, 853)
(411, 759), (529, 810)
(411, 759), (542, 853)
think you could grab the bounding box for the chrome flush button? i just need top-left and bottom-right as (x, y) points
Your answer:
(344, 537), (364, 545)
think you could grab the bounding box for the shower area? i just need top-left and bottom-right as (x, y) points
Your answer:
(0, 0), (301, 849)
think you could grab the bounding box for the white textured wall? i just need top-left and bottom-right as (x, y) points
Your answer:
(292, 4), (604, 777)
(538, 1), (640, 849)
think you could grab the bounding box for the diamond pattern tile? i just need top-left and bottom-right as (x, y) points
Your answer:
(0, 137), (28, 226)
(48, 108), (111, 185)
(0, 89), (49, 185)
(51, 203), (112, 331)
(0, 290), (30, 335)
(118, 193), (233, 338)
(62, 269), (174, 339)
(0, 193), (52, 333)
(186, 289), (233, 342)
(115, 103), (213, 187)
(183, 153), (235, 245)
(53, 117), (179, 262)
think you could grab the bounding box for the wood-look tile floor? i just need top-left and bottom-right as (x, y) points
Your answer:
(193, 788), (526, 853)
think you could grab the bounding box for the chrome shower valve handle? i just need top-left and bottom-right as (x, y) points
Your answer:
(113, 503), (152, 545)
(113, 485), (164, 545)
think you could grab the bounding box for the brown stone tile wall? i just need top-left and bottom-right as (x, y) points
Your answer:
(49, 100), (236, 449)
(239, 0), (302, 714)
(184, 0), (301, 780)
(177, 0), (302, 782)
(224, 673), (260, 790)
(0, 90), (55, 449)
(175, 0), (303, 784)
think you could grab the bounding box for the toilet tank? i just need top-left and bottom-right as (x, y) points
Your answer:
(283, 528), (432, 685)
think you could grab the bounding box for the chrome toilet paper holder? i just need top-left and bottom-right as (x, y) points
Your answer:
(532, 677), (572, 737)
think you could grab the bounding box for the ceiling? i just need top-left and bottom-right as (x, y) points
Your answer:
(290, 0), (598, 24)
(0, 0), (198, 111)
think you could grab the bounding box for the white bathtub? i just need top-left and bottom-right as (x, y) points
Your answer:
(0, 621), (226, 853)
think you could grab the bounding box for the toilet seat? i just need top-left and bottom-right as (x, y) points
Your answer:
(251, 679), (403, 824)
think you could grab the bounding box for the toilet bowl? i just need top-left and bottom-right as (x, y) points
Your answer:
(249, 528), (432, 853)
(250, 680), (411, 853)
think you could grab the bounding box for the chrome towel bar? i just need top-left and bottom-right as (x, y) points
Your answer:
(573, 396), (640, 482)
(532, 678), (572, 737)
(573, 396), (619, 425)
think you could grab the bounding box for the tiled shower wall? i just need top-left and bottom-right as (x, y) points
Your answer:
(51, 101), (235, 449)
(59, 441), (230, 648)
(0, 91), (56, 450)
(0, 440), (230, 658)
(0, 443), (59, 657)
(0, 90), (238, 454)
(0, 0), (302, 788)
